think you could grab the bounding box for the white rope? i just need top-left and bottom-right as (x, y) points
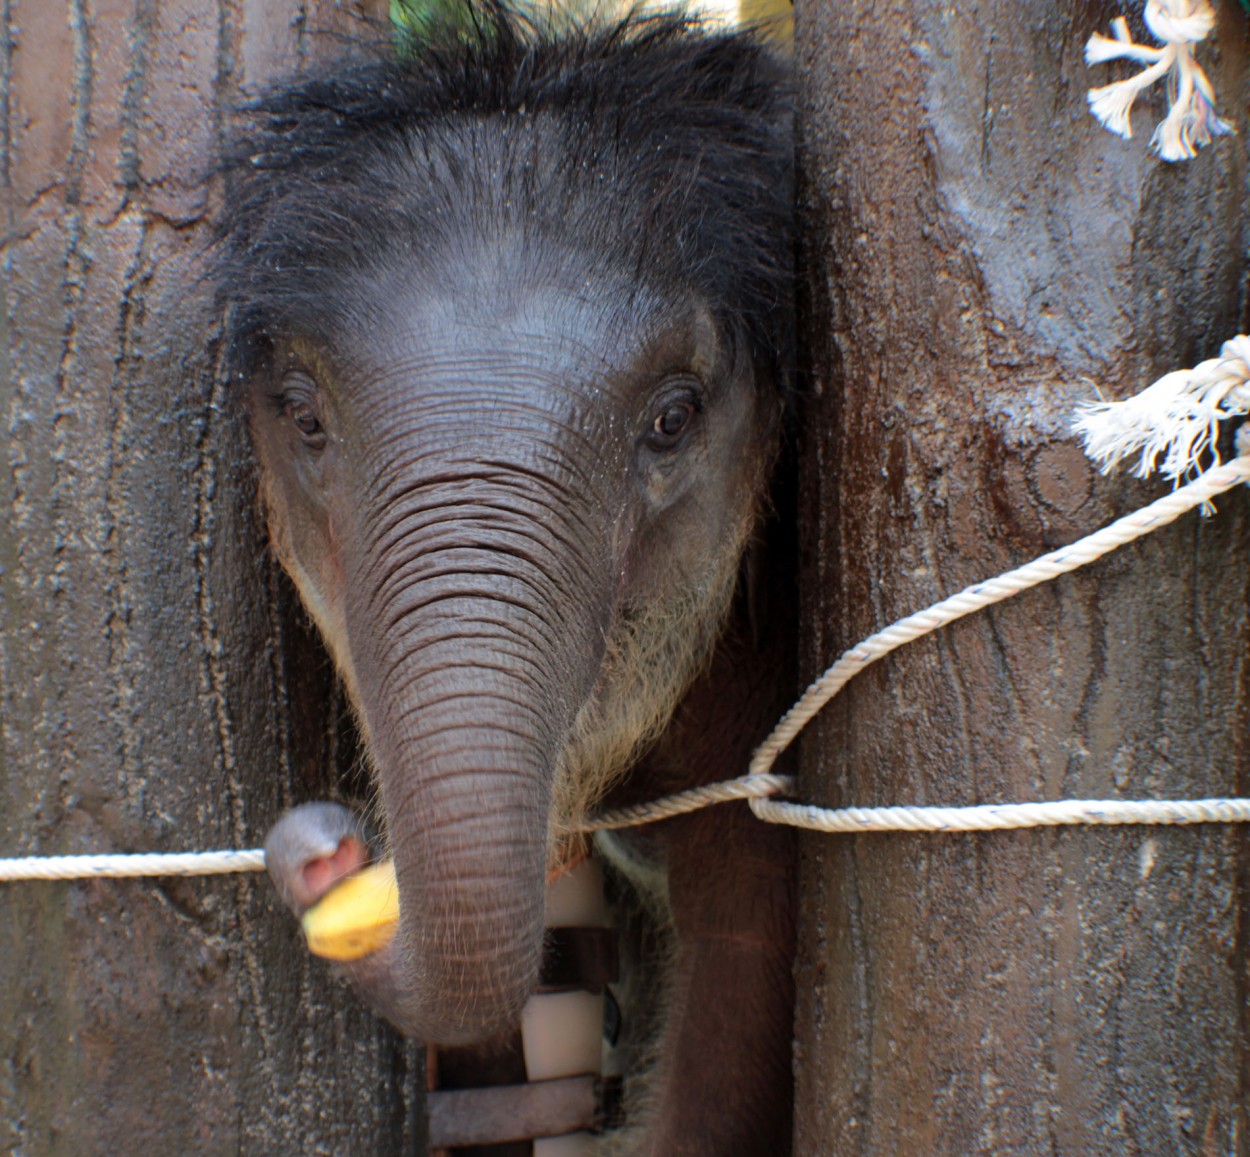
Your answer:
(1085, 0), (1232, 161)
(749, 456), (1250, 779)
(583, 774), (794, 831)
(0, 849), (266, 882)
(743, 455), (1250, 831)
(577, 453), (1250, 835)
(3, 408), (1249, 878)
(750, 797), (1250, 833)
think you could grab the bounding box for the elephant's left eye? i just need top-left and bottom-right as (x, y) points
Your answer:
(646, 389), (701, 451)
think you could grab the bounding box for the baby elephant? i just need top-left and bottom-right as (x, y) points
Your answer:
(216, 9), (797, 1153)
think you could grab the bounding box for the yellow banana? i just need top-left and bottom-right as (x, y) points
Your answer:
(300, 860), (399, 961)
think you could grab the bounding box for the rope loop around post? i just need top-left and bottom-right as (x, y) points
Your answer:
(588, 453), (1250, 837)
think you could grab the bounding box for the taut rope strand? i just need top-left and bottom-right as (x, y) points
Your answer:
(597, 454), (1250, 835)
(0, 849), (266, 882)
(749, 797), (1250, 833)
(752, 456), (1248, 774)
(582, 774), (793, 831)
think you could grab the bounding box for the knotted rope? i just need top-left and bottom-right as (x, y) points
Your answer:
(1085, 0), (1232, 161)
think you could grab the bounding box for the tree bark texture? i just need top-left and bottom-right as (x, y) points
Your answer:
(794, 0), (1250, 1152)
(0, 2), (426, 1154)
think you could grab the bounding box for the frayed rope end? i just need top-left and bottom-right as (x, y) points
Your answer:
(1074, 334), (1250, 487)
(1085, 0), (1233, 162)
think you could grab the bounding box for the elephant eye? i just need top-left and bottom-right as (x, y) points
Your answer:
(282, 393), (327, 450)
(647, 397), (699, 450)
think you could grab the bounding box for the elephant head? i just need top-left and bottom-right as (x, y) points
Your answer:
(215, 10), (793, 1045)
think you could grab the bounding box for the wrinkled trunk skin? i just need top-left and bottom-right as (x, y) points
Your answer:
(347, 582), (593, 1041)
(354, 629), (555, 1041)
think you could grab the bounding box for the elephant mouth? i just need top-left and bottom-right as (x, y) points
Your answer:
(549, 530), (747, 843)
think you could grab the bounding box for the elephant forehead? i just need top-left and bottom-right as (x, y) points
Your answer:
(318, 242), (724, 409)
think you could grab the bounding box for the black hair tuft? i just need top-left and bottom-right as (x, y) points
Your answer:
(214, 5), (794, 387)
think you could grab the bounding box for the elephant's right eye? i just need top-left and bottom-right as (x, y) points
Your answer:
(277, 375), (327, 451)
(286, 399), (323, 440)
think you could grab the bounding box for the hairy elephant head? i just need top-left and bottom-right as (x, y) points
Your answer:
(215, 10), (793, 1045)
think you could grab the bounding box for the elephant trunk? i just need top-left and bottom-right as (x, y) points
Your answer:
(366, 687), (553, 1041)
(342, 478), (610, 1043)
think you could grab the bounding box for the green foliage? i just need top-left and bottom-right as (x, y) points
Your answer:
(390, 0), (624, 49)
(390, 0), (483, 44)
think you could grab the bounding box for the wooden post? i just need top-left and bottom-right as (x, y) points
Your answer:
(0, 2), (427, 1151)
(793, 0), (1250, 1150)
